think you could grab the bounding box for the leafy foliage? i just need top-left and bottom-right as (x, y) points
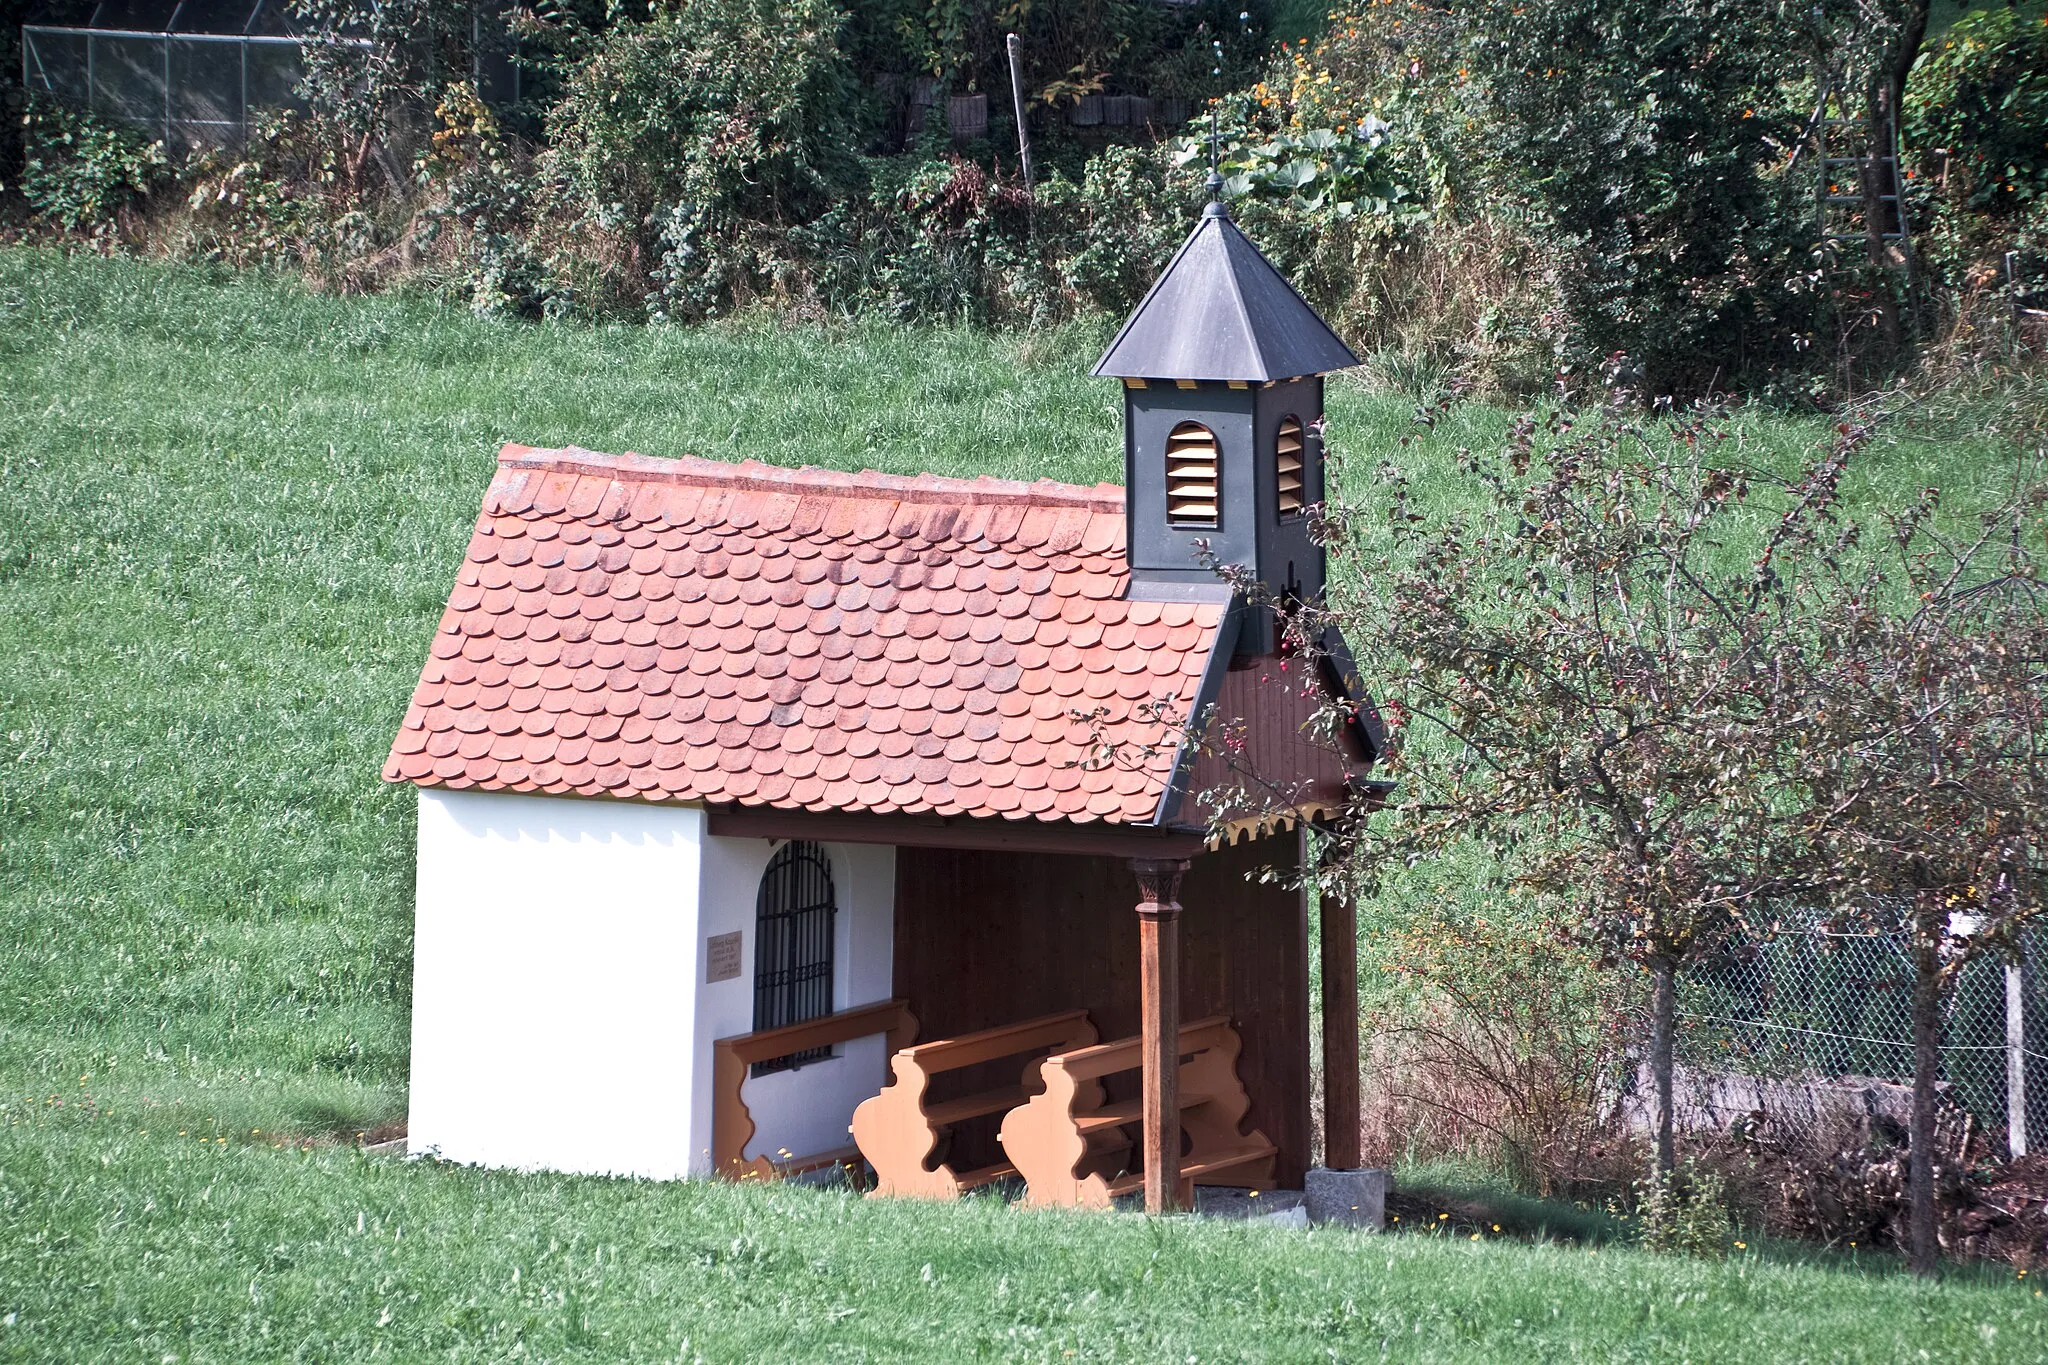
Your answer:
(1196, 119), (1431, 230)
(16, 98), (167, 231)
(1433, 0), (1819, 391)
(288, 0), (484, 142)
(1907, 8), (2048, 215)
(537, 0), (859, 321)
(1626, 1159), (1738, 1258)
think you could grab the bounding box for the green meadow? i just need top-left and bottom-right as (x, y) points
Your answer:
(2, 248), (2041, 1362)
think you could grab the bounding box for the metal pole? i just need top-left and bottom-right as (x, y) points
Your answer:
(1004, 33), (1034, 194)
(2010, 957), (2029, 1159)
(164, 33), (173, 147)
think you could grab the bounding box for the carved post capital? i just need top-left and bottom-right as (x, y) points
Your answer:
(1130, 857), (1189, 920)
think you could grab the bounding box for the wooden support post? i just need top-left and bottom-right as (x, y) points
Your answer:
(1004, 33), (1035, 194)
(1319, 874), (1362, 1170)
(1133, 858), (1188, 1214)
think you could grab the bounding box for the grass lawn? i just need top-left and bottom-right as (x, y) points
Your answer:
(1, 248), (2042, 1361)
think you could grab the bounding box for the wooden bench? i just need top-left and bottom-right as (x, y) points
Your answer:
(851, 1009), (1099, 1199)
(997, 1015), (1276, 1210)
(712, 998), (917, 1182)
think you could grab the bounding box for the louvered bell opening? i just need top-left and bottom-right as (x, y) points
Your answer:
(1166, 421), (1220, 527)
(1277, 415), (1305, 518)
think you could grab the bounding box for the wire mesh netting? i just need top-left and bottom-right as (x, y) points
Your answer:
(1676, 925), (2047, 1154)
(21, 0), (515, 151)
(23, 24), (315, 150)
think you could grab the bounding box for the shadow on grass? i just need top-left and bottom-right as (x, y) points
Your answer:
(1386, 1160), (2022, 1286)
(279, 1099), (404, 1145)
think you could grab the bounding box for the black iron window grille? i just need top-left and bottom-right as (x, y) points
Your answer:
(750, 840), (837, 1077)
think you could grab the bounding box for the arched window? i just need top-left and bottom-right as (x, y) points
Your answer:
(751, 840), (837, 1075)
(1276, 414), (1305, 518)
(1166, 420), (1221, 527)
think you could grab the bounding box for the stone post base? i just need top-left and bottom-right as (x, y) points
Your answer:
(1304, 1166), (1389, 1229)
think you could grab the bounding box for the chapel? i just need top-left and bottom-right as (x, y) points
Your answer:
(385, 188), (1382, 1212)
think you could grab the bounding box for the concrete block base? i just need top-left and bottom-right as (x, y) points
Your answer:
(1192, 1186), (1308, 1223)
(1304, 1166), (1389, 1229)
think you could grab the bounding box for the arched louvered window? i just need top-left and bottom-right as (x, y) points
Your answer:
(751, 841), (837, 1076)
(1276, 415), (1306, 518)
(1166, 420), (1221, 527)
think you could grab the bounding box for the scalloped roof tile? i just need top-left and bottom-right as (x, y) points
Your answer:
(385, 445), (1231, 825)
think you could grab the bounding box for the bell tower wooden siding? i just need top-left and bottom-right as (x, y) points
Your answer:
(890, 830), (1311, 1187)
(1178, 653), (1370, 829)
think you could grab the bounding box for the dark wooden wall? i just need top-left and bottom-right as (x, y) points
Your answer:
(891, 829), (1310, 1186)
(1182, 655), (1368, 827)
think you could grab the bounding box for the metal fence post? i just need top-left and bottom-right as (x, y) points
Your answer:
(2012, 953), (2031, 1159)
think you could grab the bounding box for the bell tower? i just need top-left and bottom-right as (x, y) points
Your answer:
(1092, 197), (1359, 656)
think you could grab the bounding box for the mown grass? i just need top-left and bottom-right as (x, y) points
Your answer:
(4, 1107), (2044, 1365)
(2, 248), (2043, 1360)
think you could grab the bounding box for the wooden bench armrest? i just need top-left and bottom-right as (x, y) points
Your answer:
(713, 998), (917, 1180)
(716, 998), (916, 1068)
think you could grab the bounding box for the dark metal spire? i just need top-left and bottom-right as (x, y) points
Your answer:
(1090, 210), (1360, 381)
(1207, 40), (1226, 208)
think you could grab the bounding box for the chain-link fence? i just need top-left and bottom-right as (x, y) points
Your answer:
(20, 0), (516, 153)
(1675, 925), (2047, 1156)
(23, 24), (318, 151)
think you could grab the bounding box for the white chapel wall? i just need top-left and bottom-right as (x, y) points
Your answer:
(693, 837), (897, 1169)
(410, 788), (705, 1180)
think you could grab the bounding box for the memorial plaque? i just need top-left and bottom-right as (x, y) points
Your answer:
(705, 931), (744, 984)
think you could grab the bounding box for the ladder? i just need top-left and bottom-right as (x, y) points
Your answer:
(1813, 81), (1917, 274)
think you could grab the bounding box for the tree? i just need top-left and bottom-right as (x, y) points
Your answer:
(1795, 472), (2048, 1275)
(1295, 400), (1846, 1175)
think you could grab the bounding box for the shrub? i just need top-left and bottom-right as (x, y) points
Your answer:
(1627, 1159), (1737, 1258)
(1057, 142), (1200, 316)
(1365, 896), (1634, 1198)
(540, 0), (858, 320)
(17, 99), (167, 232)
(1276, 2), (1823, 395)
(1908, 8), (2048, 216)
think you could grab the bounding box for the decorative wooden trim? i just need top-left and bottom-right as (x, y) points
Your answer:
(851, 1009), (1098, 1199)
(998, 1015), (1276, 1210)
(706, 807), (1207, 859)
(1131, 858), (1188, 911)
(711, 998), (917, 1182)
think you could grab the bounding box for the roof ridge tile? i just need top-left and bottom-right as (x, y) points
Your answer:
(494, 443), (1124, 513)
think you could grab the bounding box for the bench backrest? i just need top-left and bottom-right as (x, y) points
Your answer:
(1040, 1014), (1235, 1086)
(897, 1009), (1095, 1075)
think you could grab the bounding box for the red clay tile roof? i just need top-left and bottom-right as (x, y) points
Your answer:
(384, 445), (1232, 825)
